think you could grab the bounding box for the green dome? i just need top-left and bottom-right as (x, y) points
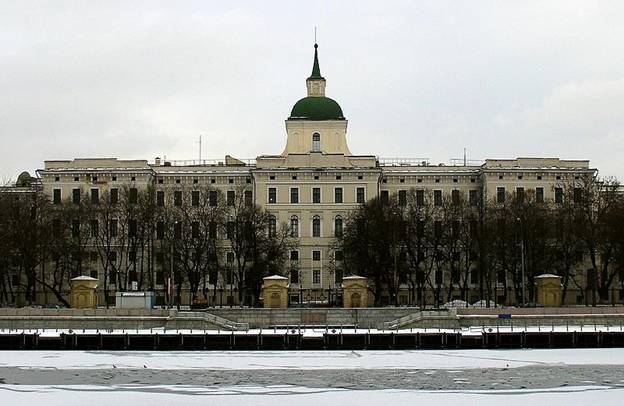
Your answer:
(289, 96), (345, 121)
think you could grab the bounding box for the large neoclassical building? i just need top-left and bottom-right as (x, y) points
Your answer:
(36, 44), (595, 306)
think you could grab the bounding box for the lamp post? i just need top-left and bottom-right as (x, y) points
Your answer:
(516, 217), (526, 307)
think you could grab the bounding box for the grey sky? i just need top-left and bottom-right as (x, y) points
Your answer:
(2, 1), (624, 181)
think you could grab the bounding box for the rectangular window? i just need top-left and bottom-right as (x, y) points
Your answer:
(53, 189), (61, 204)
(156, 221), (164, 240)
(313, 187), (321, 204)
(268, 187), (277, 203)
(574, 187), (582, 203)
(290, 187), (299, 204)
(416, 189), (425, 206)
(335, 267), (343, 284)
(192, 190), (200, 207)
(110, 188), (119, 205)
(226, 221), (234, 239)
(209, 190), (218, 207)
(129, 187), (138, 204)
(335, 187), (343, 203)
(434, 220), (442, 239)
(381, 190), (389, 205)
(192, 221), (200, 238)
(536, 187), (544, 203)
(356, 187), (365, 204)
(227, 190), (235, 206)
(71, 220), (80, 238)
(470, 268), (479, 284)
(434, 190), (442, 206)
(173, 222), (182, 239)
(335, 250), (344, 261)
(290, 250), (299, 261)
(497, 187), (506, 203)
(72, 188), (81, 204)
(398, 190), (407, 206)
(435, 269), (443, 285)
(451, 189), (460, 205)
(555, 187), (564, 204)
(128, 219), (137, 238)
(290, 269), (299, 284)
(516, 187), (525, 204)
(312, 250), (321, 261)
(90, 219), (98, 237)
(312, 269), (321, 285)
(109, 219), (118, 238)
(174, 190), (182, 206)
(90, 189), (99, 205)
(208, 221), (217, 238)
(469, 190), (478, 207)
(244, 190), (253, 206)
(156, 190), (165, 207)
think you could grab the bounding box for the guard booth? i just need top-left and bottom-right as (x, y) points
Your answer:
(535, 274), (563, 307)
(342, 276), (369, 308)
(70, 276), (98, 309)
(261, 275), (289, 308)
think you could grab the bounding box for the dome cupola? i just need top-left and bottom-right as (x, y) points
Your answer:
(288, 43), (345, 121)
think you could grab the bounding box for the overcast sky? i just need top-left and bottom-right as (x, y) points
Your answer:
(2, 1), (624, 181)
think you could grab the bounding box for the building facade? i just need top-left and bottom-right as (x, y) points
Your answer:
(33, 44), (603, 307)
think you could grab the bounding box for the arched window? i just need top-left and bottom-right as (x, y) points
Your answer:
(334, 215), (343, 238)
(290, 216), (299, 237)
(268, 215), (277, 237)
(312, 132), (321, 152)
(312, 215), (321, 237)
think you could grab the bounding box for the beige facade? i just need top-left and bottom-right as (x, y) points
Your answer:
(31, 43), (601, 307)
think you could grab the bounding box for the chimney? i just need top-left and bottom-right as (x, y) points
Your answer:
(154, 157), (161, 166)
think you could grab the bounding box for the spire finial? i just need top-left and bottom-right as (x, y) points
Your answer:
(309, 39), (323, 80)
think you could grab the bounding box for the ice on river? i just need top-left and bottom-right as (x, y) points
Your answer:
(0, 384), (623, 406)
(1, 348), (624, 370)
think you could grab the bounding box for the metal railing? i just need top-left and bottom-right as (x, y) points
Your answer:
(378, 158), (431, 166)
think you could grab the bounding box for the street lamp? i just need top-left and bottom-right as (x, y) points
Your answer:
(516, 217), (526, 307)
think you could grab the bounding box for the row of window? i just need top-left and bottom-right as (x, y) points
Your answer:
(268, 187), (366, 204)
(54, 188), (130, 205)
(157, 190), (252, 207)
(53, 188), (253, 207)
(495, 186), (578, 204)
(62, 215), (345, 240)
(279, 215), (344, 238)
(381, 189), (480, 207)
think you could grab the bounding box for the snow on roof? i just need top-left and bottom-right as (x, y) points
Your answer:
(535, 273), (562, 279)
(71, 276), (98, 281)
(263, 275), (288, 280)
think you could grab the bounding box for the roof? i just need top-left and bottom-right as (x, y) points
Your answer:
(535, 273), (562, 279)
(71, 276), (98, 281)
(263, 275), (288, 280)
(289, 96), (344, 120)
(308, 43), (324, 80)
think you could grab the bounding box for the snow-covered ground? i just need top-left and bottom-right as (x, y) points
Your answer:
(1, 384), (623, 406)
(2, 349), (624, 405)
(2, 348), (624, 370)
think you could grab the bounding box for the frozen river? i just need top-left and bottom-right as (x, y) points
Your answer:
(1, 349), (624, 405)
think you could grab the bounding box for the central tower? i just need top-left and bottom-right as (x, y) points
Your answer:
(282, 43), (352, 156)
